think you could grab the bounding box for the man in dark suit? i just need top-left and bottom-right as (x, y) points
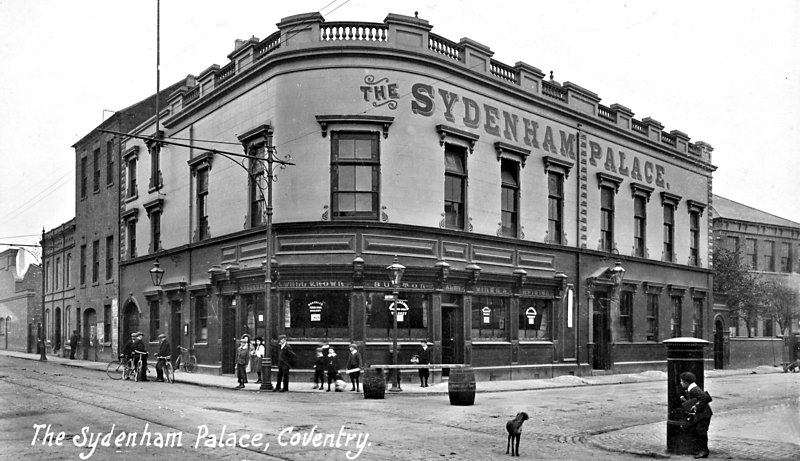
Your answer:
(273, 335), (296, 392)
(132, 332), (149, 382)
(69, 330), (80, 359)
(417, 340), (431, 387)
(155, 333), (171, 382)
(680, 371), (713, 458)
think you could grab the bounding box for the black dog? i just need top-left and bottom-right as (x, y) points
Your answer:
(506, 411), (529, 456)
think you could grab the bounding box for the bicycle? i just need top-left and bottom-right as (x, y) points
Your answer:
(156, 355), (174, 383)
(132, 351), (149, 381)
(174, 345), (197, 373)
(106, 355), (134, 380)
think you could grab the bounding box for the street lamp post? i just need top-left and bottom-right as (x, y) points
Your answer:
(39, 228), (47, 361)
(387, 256), (405, 392)
(236, 126), (292, 392)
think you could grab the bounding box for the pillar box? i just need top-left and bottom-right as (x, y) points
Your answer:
(663, 337), (709, 454)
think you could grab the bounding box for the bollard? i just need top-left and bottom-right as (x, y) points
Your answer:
(664, 337), (709, 455)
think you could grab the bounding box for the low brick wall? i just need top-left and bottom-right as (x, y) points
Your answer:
(728, 337), (784, 368)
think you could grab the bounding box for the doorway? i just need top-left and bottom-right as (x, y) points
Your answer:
(121, 301), (139, 351)
(221, 297), (236, 374)
(54, 308), (62, 354)
(441, 300), (463, 376)
(83, 308), (96, 361)
(592, 293), (610, 370)
(170, 300), (182, 363)
(714, 318), (724, 369)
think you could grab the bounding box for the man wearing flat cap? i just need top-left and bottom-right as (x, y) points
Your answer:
(121, 332), (137, 379)
(155, 333), (171, 382)
(132, 332), (149, 382)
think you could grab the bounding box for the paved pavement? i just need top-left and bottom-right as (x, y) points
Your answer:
(3, 349), (798, 459)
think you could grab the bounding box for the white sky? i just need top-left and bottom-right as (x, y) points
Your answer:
(1, 0), (799, 254)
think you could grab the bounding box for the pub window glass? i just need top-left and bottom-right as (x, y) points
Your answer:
(285, 291), (350, 339)
(518, 298), (551, 340)
(471, 296), (508, 339)
(366, 291), (428, 339)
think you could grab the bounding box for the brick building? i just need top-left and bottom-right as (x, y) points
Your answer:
(41, 219), (76, 357)
(0, 248), (42, 352)
(711, 194), (800, 368)
(107, 12), (718, 383)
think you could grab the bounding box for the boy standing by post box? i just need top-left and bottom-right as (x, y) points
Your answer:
(680, 371), (713, 458)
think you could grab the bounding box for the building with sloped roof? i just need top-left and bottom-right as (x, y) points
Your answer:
(710, 194), (800, 368)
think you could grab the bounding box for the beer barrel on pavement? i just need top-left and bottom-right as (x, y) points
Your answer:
(448, 367), (476, 405)
(363, 368), (386, 399)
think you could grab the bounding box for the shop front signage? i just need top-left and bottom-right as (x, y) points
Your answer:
(371, 281), (434, 290)
(525, 307), (538, 325)
(388, 299), (409, 322)
(520, 288), (558, 298)
(308, 301), (323, 322)
(278, 280), (349, 288)
(474, 286), (513, 295)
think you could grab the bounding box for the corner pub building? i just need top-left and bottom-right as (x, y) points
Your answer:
(116, 12), (716, 382)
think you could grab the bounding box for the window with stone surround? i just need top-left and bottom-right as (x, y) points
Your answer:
(764, 240), (775, 272)
(780, 242), (792, 272)
(79, 244), (86, 286)
(745, 238), (757, 269)
(331, 132), (380, 220)
(548, 172), (564, 245)
(444, 144), (467, 230)
(670, 295), (682, 338)
(106, 140), (114, 186)
(91, 240), (99, 284)
(500, 159), (519, 238)
(93, 148), (101, 193)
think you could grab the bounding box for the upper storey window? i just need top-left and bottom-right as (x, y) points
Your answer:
(331, 132), (380, 220)
(500, 159), (519, 238)
(444, 145), (467, 230)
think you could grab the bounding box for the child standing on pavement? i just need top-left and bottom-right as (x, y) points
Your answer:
(326, 349), (340, 392)
(234, 335), (251, 390)
(313, 347), (326, 390)
(345, 343), (362, 392)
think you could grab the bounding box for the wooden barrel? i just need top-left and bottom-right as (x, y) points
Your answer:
(448, 367), (476, 406)
(362, 368), (386, 399)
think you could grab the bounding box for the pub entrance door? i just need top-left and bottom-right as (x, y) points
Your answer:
(441, 300), (463, 377)
(592, 293), (611, 370)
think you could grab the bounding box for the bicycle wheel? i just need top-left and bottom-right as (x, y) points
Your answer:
(106, 360), (124, 380)
(185, 355), (197, 373)
(165, 362), (174, 383)
(133, 360), (142, 381)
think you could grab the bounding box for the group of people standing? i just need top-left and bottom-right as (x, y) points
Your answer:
(121, 331), (171, 383)
(235, 334), (297, 391)
(313, 343), (363, 392)
(233, 338), (434, 392)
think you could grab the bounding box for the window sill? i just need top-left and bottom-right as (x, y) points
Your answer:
(124, 194), (138, 203)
